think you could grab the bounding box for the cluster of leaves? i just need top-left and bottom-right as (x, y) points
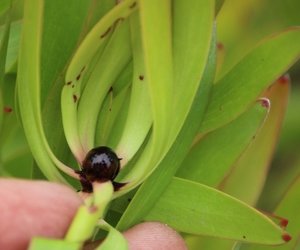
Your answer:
(0, 0), (300, 249)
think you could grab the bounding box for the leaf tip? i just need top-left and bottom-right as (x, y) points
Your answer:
(277, 74), (290, 85)
(258, 98), (270, 109)
(282, 233), (292, 242)
(280, 218), (289, 229)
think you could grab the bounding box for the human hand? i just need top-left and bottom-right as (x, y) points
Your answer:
(0, 179), (187, 250)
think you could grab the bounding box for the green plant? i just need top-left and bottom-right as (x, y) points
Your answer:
(0, 0), (300, 249)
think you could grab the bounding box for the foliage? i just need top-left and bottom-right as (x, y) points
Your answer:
(0, 0), (300, 249)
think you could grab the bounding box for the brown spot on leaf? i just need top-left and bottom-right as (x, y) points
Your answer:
(3, 106), (12, 113)
(217, 42), (224, 50)
(129, 2), (137, 9)
(100, 26), (112, 39)
(73, 95), (78, 103)
(139, 75), (144, 81)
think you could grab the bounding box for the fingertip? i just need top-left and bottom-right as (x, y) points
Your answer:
(123, 222), (187, 250)
(0, 179), (82, 250)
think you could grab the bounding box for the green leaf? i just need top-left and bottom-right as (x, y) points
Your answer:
(137, 0), (173, 155)
(96, 221), (128, 250)
(115, 12), (151, 165)
(4, 21), (21, 73)
(177, 100), (269, 187)
(41, 0), (95, 166)
(258, 82), (300, 210)
(0, 74), (32, 178)
(76, 20), (131, 152)
(216, 0), (300, 79)
(29, 238), (81, 250)
(0, 0), (10, 17)
(17, 0), (74, 182)
(0, 5), (10, 131)
(243, 176), (300, 250)
(200, 28), (300, 134)
(66, 0), (136, 83)
(96, 85), (131, 147)
(145, 177), (288, 245)
(115, 0), (175, 186)
(170, 0), (215, 144)
(220, 79), (290, 206)
(183, 79), (290, 250)
(116, 2), (216, 228)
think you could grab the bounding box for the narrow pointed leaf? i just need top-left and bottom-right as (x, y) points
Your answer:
(137, 0), (173, 158)
(177, 100), (269, 187)
(244, 176), (300, 250)
(219, 79), (289, 205)
(77, 21), (131, 151)
(145, 177), (288, 245)
(200, 28), (300, 134)
(17, 0), (71, 182)
(170, 0), (214, 142)
(115, 12), (151, 165)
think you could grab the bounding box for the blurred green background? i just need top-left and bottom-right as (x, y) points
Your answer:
(215, 0), (300, 212)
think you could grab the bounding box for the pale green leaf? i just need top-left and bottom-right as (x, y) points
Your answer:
(115, 12), (152, 165)
(116, 15), (216, 229)
(76, 20), (131, 152)
(138, 0), (173, 156)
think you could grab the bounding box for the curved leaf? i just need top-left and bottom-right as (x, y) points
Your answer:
(66, 0), (136, 83)
(97, 220), (128, 250)
(76, 21), (131, 151)
(17, 0), (73, 182)
(220, 79), (290, 205)
(115, 12), (152, 166)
